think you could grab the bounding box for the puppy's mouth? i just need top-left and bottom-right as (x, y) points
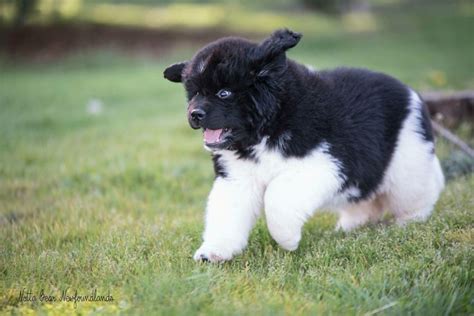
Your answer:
(203, 128), (232, 147)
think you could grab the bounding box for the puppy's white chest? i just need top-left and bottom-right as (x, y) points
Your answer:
(217, 141), (342, 191)
(217, 149), (283, 185)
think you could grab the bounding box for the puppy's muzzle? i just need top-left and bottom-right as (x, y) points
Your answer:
(189, 108), (206, 129)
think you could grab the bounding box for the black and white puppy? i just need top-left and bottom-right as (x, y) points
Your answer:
(164, 29), (445, 262)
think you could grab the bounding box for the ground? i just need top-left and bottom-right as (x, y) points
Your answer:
(0, 3), (473, 315)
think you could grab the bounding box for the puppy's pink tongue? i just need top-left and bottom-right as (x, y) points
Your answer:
(204, 129), (223, 144)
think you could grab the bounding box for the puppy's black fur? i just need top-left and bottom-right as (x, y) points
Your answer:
(164, 29), (433, 201)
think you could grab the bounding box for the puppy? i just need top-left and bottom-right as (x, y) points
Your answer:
(164, 29), (445, 262)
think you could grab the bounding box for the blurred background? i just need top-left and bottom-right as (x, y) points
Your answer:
(1, 0), (473, 80)
(1, 0), (473, 86)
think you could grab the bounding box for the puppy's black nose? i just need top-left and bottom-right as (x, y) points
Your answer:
(191, 109), (206, 122)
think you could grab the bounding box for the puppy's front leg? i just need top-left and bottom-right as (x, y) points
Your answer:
(194, 176), (263, 262)
(264, 166), (341, 251)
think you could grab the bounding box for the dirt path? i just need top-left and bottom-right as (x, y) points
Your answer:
(0, 24), (256, 62)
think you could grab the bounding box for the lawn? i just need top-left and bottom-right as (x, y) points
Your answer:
(1, 3), (473, 315)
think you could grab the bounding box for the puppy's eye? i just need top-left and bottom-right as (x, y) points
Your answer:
(216, 89), (232, 99)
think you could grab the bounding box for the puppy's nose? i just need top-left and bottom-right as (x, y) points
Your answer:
(191, 109), (206, 122)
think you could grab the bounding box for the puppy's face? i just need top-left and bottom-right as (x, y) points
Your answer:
(164, 29), (301, 150)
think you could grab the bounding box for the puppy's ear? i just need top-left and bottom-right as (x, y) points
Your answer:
(257, 29), (302, 60)
(252, 29), (302, 79)
(163, 61), (188, 83)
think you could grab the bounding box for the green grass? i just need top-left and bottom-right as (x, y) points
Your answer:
(1, 4), (474, 315)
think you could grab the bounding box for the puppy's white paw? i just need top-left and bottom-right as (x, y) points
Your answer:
(193, 243), (233, 263)
(275, 234), (300, 251)
(266, 218), (302, 251)
(267, 225), (301, 251)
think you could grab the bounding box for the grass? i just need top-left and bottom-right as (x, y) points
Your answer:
(1, 3), (474, 315)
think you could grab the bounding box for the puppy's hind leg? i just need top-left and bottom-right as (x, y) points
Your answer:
(382, 129), (445, 227)
(391, 156), (445, 226)
(335, 197), (385, 232)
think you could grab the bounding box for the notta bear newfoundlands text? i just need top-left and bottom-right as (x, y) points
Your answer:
(164, 29), (445, 263)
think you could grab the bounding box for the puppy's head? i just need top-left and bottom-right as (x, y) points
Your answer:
(164, 29), (302, 150)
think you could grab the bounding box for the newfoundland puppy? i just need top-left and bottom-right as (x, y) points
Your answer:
(164, 29), (445, 262)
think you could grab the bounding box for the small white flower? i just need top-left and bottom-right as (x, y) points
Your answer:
(86, 99), (104, 115)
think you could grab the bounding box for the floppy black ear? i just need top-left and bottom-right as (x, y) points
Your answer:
(257, 29), (302, 60)
(163, 62), (187, 83)
(251, 29), (302, 79)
